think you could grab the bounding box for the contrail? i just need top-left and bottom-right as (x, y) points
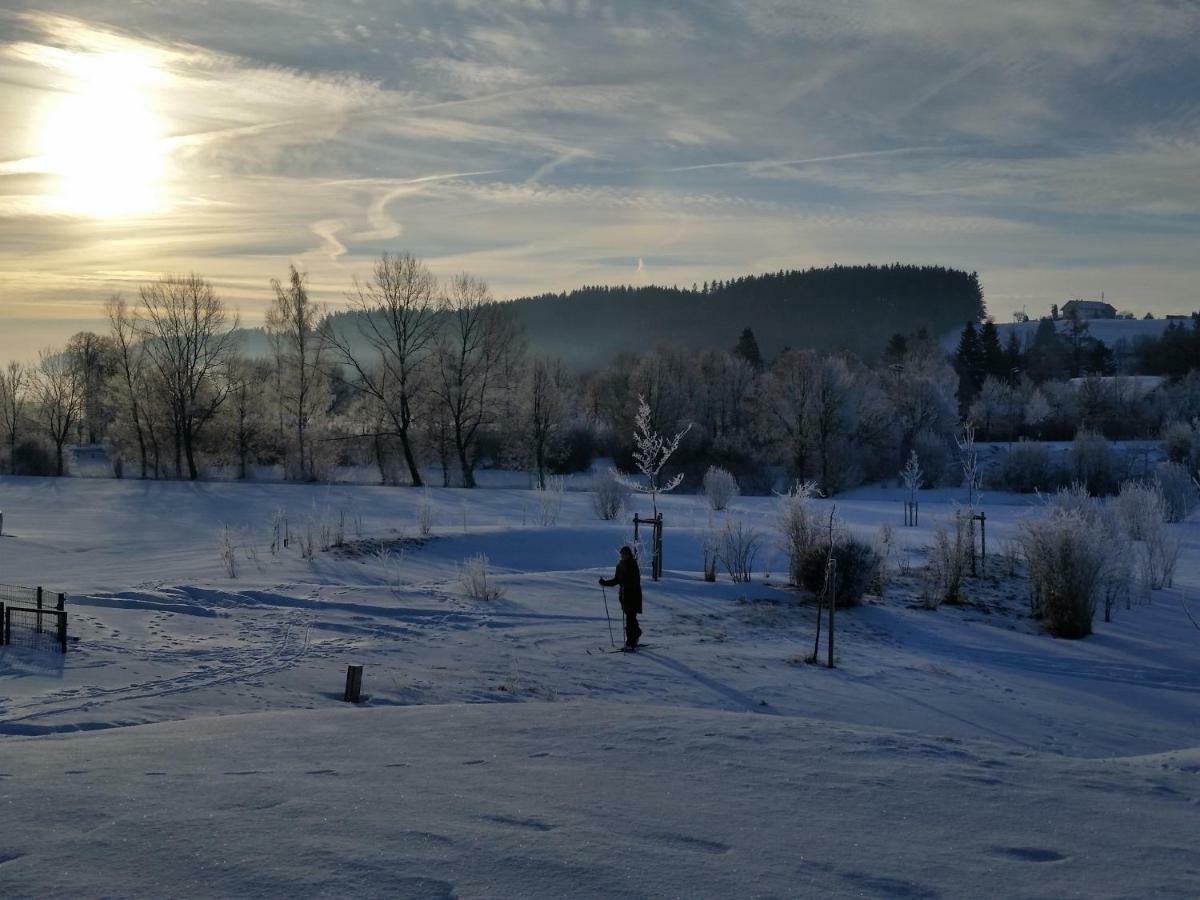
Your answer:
(666, 145), (952, 173)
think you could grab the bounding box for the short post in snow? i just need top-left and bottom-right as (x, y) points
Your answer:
(972, 510), (987, 576)
(0, 509), (4, 536)
(343, 664), (364, 703)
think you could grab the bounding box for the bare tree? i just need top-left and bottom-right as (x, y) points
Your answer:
(105, 295), (151, 478)
(266, 265), (329, 481)
(0, 361), (28, 473)
(224, 354), (269, 480)
(65, 331), (115, 445)
(526, 356), (567, 490)
(136, 273), (238, 480)
(31, 348), (83, 476)
(330, 253), (441, 487)
(432, 273), (520, 488)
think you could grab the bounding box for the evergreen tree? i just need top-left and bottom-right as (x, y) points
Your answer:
(953, 321), (983, 413)
(1026, 317), (1066, 382)
(883, 332), (908, 365)
(978, 319), (1006, 380)
(1004, 330), (1023, 381)
(733, 327), (764, 370)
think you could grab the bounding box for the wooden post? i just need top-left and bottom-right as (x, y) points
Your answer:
(978, 511), (987, 575)
(343, 665), (364, 703)
(827, 558), (836, 669)
(36, 586), (43, 634)
(653, 513), (663, 581)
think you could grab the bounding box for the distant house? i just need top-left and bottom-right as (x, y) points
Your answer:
(1062, 299), (1116, 320)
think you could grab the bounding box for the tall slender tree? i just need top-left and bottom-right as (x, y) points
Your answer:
(266, 265), (329, 481)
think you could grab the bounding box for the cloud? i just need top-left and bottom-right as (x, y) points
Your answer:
(0, 0), (1198, 346)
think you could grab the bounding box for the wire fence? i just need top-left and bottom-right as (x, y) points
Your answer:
(3, 605), (68, 654)
(0, 584), (68, 653)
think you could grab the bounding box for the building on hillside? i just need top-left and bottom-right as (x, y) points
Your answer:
(1062, 299), (1116, 320)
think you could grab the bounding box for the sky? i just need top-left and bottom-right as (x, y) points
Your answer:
(0, 0), (1198, 360)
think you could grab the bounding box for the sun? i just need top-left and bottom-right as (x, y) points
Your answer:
(39, 51), (168, 218)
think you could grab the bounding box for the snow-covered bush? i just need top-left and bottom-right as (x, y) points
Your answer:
(703, 465), (740, 511)
(719, 519), (761, 583)
(1154, 461), (1198, 523)
(988, 442), (1061, 493)
(1117, 481), (1181, 590)
(460, 553), (505, 602)
(219, 525), (238, 578)
(926, 512), (971, 606)
(1065, 429), (1125, 496)
(590, 468), (629, 520)
(699, 519), (721, 582)
(537, 475), (564, 526)
(1046, 482), (1095, 518)
(416, 488), (434, 537)
(1161, 419), (1200, 469)
(777, 480), (820, 586)
(798, 539), (880, 608)
(1018, 509), (1107, 638)
(1116, 480), (1164, 542)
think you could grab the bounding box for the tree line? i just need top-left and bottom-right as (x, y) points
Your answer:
(2, 254), (1199, 494)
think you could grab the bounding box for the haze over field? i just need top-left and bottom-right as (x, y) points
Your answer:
(2, 1), (1200, 359)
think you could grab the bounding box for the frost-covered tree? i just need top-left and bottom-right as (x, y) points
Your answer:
(956, 423), (981, 507)
(617, 395), (691, 516)
(900, 450), (923, 504)
(31, 348), (83, 476)
(0, 360), (28, 474)
(266, 265), (329, 482)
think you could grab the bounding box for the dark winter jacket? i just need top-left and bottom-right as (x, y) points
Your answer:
(601, 556), (643, 615)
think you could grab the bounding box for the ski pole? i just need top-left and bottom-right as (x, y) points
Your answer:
(600, 584), (616, 647)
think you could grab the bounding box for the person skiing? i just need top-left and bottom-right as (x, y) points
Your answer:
(599, 545), (643, 649)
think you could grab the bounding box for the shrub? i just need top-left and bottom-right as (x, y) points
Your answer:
(777, 480), (821, 585)
(988, 442), (1061, 493)
(416, 488), (434, 536)
(703, 465), (740, 511)
(1154, 461), (1198, 524)
(537, 475), (564, 526)
(1161, 420), (1200, 469)
(590, 467), (629, 520)
(926, 513), (971, 607)
(1114, 480), (1180, 592)
(719, 519), (761, 583)
(1065, 429), (1125, 496)
(1018, 509), (1107, 638)
(798, 538), (881, 608)
(460, 553), (505, 601)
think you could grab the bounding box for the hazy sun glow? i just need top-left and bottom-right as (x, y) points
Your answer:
(38, 50), (168, 217)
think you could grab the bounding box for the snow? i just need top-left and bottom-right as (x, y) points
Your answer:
(2, 475), (1199, 897)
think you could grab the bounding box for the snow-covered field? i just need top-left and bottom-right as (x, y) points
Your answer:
(2, 476), (1199, 898)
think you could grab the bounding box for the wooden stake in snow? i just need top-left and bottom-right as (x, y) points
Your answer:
(344, 665), (364, 703)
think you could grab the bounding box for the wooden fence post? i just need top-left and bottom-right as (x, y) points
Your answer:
(344, 665), (364, 703)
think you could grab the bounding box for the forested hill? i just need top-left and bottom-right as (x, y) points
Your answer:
(506, 264), (983, 369)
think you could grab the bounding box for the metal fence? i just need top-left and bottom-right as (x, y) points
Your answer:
(0, 585), (68, 653)
(2, 605), (68, 654)
(0, 584), (65, 610)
